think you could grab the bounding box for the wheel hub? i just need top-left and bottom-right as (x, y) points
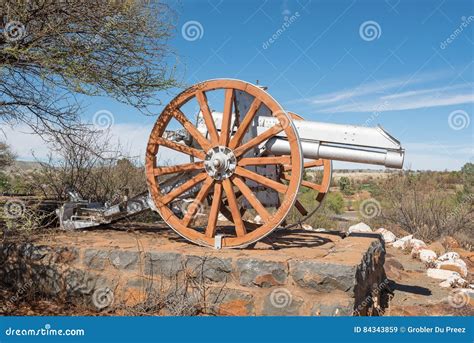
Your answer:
(204, 146), (237, 180)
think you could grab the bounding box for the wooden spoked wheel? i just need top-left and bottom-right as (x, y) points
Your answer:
(146, 79), (303, 248)
(281, 112), (332, 228)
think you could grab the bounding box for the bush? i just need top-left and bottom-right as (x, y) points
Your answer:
(338, 176), (355, 195)
(325, 192), (344, 215)
(372, 168), (473, 245)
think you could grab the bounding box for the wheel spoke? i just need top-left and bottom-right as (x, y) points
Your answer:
(182, 177), (214, 227)
(282, 172), (323, 192)
(294, 200), (308, 216)
(172, 108), (212, 151)
(232, 176), (271, 223)
(233, 124), (283, 158)
(150, 137), (206, 160)
(238, 156), (290, 166)
(154, 162), (204, 176)
(222, 179), (246, 237)
(219, 88), (234, 146)
(161, 172), (207, 205)
(205, 182), (223, 237)
(196, 90), (219, 144)
(284, 159), (324, 171)
(228, 98), (262, 149)
(234, 166), (287, 193)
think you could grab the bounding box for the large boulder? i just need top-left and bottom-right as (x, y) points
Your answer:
(348, 222), (372, 235)
(375, 228), (396, 244)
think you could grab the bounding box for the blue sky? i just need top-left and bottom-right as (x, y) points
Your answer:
(6, 0), (474, 170)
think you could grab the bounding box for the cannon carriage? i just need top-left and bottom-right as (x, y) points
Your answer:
(145, 79), (404, 248)
(58, 79), (404, 249)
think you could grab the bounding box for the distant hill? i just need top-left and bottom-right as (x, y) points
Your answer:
(4, 160), (43, 174)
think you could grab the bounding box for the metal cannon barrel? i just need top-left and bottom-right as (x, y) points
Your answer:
(266, 138), (404, 168)
(202, 112), (405, 169)
(264, 119), (405, 168)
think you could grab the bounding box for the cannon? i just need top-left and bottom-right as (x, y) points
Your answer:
(58, 79), (404, 248)
(143, 79), (404, 248)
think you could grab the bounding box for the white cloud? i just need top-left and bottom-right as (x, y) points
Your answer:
(295, 71), (474, 113)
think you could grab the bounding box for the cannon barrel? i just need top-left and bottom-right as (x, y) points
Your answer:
(203, 112), (405, 169)
(266, 138), (404, 168)
(264, 119), (405, 168)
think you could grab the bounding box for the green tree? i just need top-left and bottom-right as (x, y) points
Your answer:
(1, 0), (178, 136)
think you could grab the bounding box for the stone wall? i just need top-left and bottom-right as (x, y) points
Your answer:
(0, 230), (387, 316)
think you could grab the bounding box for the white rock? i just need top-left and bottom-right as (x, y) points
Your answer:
(439, 274), (469, 288)
(302, 223), (313, 231)
(426, 268), (460, 280)
(348, 222), (372, 234)
(410, 238), (427, 249)
(217, 212), (227, 221)
(418, 249), (437, 263)
(392, 235), (413, 250)
(254, 215), (263, 224)
(436, 260), (468, 278)
(437, 252), (460, 262)
(375, 228), (396, 243)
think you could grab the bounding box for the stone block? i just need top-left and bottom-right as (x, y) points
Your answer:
(144, 252), (183, 278)
(262, 288), (303, 316)
(236, 258), (287, 288)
